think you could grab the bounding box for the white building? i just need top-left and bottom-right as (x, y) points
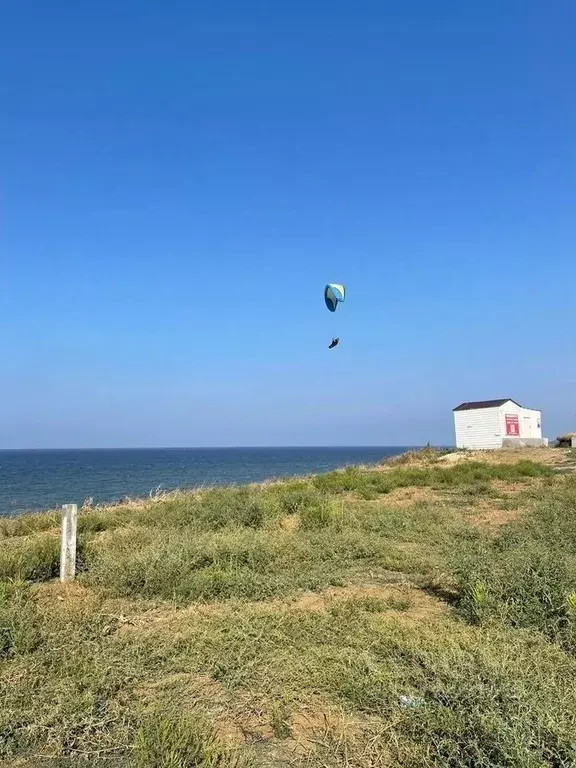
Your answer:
(453, 399), (545, 450)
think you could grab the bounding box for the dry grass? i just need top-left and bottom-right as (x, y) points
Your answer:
(374, 486), (442, 508)
(437, 446), (567, 467)
(0, 449), (575, 767)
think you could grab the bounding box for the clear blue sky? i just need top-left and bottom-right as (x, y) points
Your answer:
(2, 0), (574, 448)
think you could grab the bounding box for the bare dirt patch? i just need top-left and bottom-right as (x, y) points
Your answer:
(136, 672), (248, 745)
(115, 582), (448, 640)
(438, 447), (566, 467)
(464, 500), (523, 529)
(253, 705), (378, 765)
(288, 582), (447, 620)
(290, 706), (361, 748)
(378, 486), (442, 508)
(280, 514), (299, 532)
(460, 478), (550, 529)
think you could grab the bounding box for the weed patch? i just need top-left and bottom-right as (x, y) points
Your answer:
(0, 581), (41, 659)
(0, 533), (60, 581)
(313, 460), (552, 500)
(133, 707), (249, 767)
(455, 479), (576, 650)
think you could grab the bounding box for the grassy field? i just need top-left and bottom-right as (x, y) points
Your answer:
(1, 448), (576, 767)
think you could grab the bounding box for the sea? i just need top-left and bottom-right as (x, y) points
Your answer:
(0, 447), (414, 516)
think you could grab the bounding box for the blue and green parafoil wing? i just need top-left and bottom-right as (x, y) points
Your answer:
(324, 283), (346, 312)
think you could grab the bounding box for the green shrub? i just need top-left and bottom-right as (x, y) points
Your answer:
(314, 466), (368, 495)
(457, 543), (576, 640)
(454, 486), (576, 650)
(299, 499), (335, 530)
(141, 487), (273, 532)
(274, 483), (323, 515)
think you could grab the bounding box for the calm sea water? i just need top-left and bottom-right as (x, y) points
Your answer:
(0, 447), (414, 516)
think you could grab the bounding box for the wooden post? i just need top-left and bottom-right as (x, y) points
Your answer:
(60, 504), (78, 582)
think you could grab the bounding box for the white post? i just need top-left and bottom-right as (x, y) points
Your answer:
(60, 504), (78, 582)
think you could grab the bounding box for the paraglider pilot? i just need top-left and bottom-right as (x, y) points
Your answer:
(324, 284), (345, 350)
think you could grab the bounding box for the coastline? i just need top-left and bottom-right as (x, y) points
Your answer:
(0, 445), (420, 516)
(0, 446), (573, 766)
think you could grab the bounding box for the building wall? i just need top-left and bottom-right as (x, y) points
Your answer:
(497, 403), (542, 439)
(454, 406), (502, 449)
(522, 409), (542, 438)
(497, 401), (523, 439)
(454, 401), (543, 449)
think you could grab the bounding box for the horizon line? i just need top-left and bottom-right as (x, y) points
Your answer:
(0, 444), (435, 452)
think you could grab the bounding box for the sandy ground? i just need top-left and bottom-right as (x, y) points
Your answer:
(437, 446), (569, 467)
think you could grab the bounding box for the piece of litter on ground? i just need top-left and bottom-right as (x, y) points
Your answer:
(398, 694), (424, 708)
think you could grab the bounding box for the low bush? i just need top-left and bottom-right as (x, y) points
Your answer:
(313, 460), (553, 499)
(0, 533), (60, 581)
(455, 481), (576, 650)
(0, 510), (59, 538)
(299, 498), (336, 530)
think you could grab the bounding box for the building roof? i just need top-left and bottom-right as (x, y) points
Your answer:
(453, 399), (522, 412)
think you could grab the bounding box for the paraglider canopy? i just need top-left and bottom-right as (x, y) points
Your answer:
(324, 284), (345, 312)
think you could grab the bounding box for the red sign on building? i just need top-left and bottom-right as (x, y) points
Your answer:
(505, 414), (520, 436)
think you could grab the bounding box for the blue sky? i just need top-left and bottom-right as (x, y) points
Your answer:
(2, 0), (574, 448)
